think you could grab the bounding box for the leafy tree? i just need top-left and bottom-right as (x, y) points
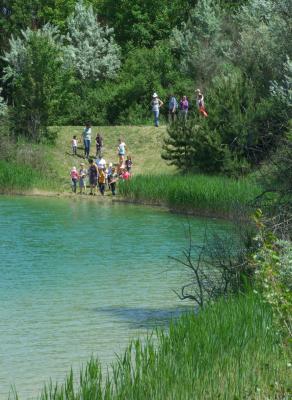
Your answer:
(98, 0), (195, 51)
(171, 0), (231, 85)
(234, 0), (292, 94)
(65, 0), (121, 81)
(2, 25), (71, 141)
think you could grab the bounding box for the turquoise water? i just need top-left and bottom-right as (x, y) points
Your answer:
(0, 197), (230, 399)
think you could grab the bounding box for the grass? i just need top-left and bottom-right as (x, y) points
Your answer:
(17, 293), (290, 400)
(0, 126), (261, 216)
(118, 173), (260, 216)
(0, 161), (58, 193)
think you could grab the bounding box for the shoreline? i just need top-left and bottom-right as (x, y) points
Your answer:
(0, 189), (234, 220)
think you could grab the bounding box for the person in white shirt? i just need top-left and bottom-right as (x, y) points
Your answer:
(151, 92), (163, 127)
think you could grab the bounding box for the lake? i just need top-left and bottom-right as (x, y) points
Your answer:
(0, 196), (231, 399)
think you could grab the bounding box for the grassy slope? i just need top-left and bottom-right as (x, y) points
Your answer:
(50, 125), (174, 186)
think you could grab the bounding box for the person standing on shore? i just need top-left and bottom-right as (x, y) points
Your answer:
(168, 94), (178, 123)
(151, 93), (163, 127)
(82, 122), (91, 159)
(98, 168), (106, 196)
(88, 158), (98, 195)
(71, 135), (78, 156)
(70, 166), (79, 193)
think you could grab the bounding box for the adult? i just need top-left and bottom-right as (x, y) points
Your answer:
(195, 89), (208, 117)
(168, 94), (178, 123)
(180, 96), (189, 120)
(88, 158), (98, 195)
(82, 122), (91, 158)
(117, 138), (126, 166)
(151, 93), (163, 127)
(95, 133), (103, 158)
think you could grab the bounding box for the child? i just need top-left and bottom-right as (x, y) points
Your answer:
(72, 135), (78, 155)
(108, 166), (118, 196)
(125, 155), (133, 174)
(95, 134), (103, 158)
(70, 166), (79, 193)
(79, 162), (87, 194)
(98, 168), (106, 196)
(121, 169), (130, 180)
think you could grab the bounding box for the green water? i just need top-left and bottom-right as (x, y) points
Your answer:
(0, 196), (231, 399)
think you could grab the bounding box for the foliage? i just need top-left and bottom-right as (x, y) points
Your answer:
(2, 25), (72, 141)
(171, 0), (231, 84)
(65, 0), (121, 81)
(12, 293), (290, 399)
(162, 69), (290, 174)
(234, 0), (292, 95)
(252, 209), (292, 336)
(98, 0), (194, 51)
(118, 173), (260, 215)
(0, 88), (7, 117)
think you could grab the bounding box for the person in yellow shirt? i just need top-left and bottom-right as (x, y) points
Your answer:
(98, 168), (106, 196)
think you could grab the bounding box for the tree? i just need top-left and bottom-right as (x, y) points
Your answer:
(170, 0), (230, 84)
(65, 0), (121, 81)
(2, 25), (71, 141)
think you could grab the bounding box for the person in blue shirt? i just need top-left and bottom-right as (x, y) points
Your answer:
(168, 94), (178, 123)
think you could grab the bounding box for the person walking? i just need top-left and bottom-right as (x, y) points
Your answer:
(151, 93), (163, 127)
(117, 138), (126, 166)
(168, 94), (178, 123)
(82, 122), (91, 159)
(70, 166), (79, 193)
(180, 96), (189, 120)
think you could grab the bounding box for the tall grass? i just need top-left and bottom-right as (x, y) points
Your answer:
(118, 174), (261, 216)
(0, 161), (58, 192)
(17, 294), (289, 400)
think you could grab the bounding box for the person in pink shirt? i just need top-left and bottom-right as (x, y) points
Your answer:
(180, 95), (189, 120)
(70, 166), (79, 193)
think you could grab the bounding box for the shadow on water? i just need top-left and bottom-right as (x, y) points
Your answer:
(93, 305), (194, 330)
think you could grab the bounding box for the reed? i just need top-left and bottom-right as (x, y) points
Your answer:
(0, 161), (58, 192)
(118, 174), (260, 216)
(22, 293), (289, 400)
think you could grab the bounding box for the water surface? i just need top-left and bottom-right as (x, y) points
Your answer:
(0, 196), (230, 399)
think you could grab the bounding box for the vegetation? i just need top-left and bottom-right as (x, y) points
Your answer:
(118, 174), (260, 216)
(12, 293), (289, 400)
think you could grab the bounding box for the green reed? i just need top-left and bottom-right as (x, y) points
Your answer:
(0, 161), (58, 192)
(17, 293), (289, 400)
(118, 174), (260, 216)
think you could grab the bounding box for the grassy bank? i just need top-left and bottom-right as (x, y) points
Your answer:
(0, 161), (59, 193)
(19, 293), (290, 400)
(118, 174), (260, 216)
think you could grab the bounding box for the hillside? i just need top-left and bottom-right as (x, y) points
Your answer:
(48, 125), (174, 191)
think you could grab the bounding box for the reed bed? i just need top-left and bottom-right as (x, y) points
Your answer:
(118, 174), (260, 216)
(0, 161), (58, 192)
(24, 294), (289, 400)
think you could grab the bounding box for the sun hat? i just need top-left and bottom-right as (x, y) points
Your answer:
(109, 162), (113, 167)
(72, 166), (77, 171)
(195, 88), (201, 93)
(80, 162), (85, 166)
(153, 92), (158, 97)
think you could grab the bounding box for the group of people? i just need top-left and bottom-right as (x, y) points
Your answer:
(151, 88), (208, 127)
(70, 131), (133, 196)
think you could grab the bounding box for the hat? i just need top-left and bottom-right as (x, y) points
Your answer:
(109, 162), (113, 167)
(153, 92), (158, 98)
(72, 166), (77, 171)
(195, 88), (201, 93)
(80, 162), (85, 166)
